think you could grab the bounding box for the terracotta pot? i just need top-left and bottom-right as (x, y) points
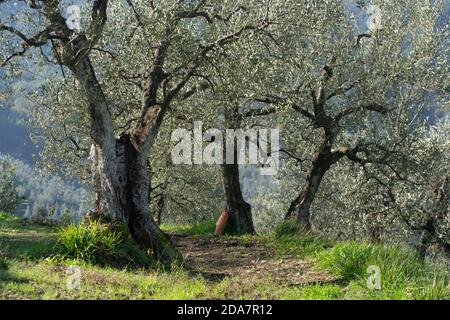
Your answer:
(214, 209), (230, 236)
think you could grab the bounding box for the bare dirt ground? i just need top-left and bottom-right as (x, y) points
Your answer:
(170, 233), (336, 286)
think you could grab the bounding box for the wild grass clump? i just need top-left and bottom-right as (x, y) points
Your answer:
(273, 221), (330, 257)
(54, 219), (123, 264)
(281, 284), (344, 300)
(316, 242), (449, 299)
(316, 242), (374, 280)
(274, 220), (306, 237)
(0, 211), (15, 222)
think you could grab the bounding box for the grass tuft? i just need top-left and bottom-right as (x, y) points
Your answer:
(316, 242), (374, 280)
(272, 221), (330, 258)
(281, 283), (344, 300)
(274, 220), (306, 237)
(0, 211), (17, 222)
(54, 220), (123, 264)
(316, 242), (449, 299)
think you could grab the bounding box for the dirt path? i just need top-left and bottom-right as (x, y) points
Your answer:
(170, 233), (336, 286)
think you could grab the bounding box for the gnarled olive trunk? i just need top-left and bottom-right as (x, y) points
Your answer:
(418, 177), (450, 261)
(124, 136), (179, 262)
(221, 108), (254, 234)
(62, 41), (181, 263)
(286, 131), (341, 230)
(222, 161), (254, 234)
(155, 194), (165, 226)
(90, 135), (180, 263)
(72, 58), (180, 264)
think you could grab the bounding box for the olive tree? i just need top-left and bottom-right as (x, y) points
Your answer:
(252, 0), (449, 230)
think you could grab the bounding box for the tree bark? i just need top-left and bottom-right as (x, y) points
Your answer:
(285, 142), (333, 227)
(284, 63), (342, 230)
(418, 177), (450, 261)
(89, 134), (180, 263)
(285, 129), (342, 230)
(123, 135), (179, 262)
(221, 107), (255, 234)
(222, 161), (255, 234)
(155, 194), (165, 226)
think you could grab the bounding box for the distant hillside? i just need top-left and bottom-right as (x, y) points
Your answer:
(0, 108), (90, 220)
(0, 109), (40, 164)
(1, 154), (92, 220)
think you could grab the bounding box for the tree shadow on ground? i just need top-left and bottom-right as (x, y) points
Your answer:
(0, 262), (30, 286)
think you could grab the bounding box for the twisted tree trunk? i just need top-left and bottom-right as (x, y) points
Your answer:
(418, 177), (450, 261)
(124, 136), (179, 261)
(88, 133), (179, 263)
(221, 108), (254, 234)
(69, 47), (180, 263)
(222, 160), (254, 234)
(285, 139), (339, 228)
(285, 125), (344, 230)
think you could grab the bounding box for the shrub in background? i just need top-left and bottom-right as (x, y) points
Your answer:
(59, 209), (73, 226)
(0, 159), (21, 213)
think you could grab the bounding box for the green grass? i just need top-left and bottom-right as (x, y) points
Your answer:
(54, 220), (124, 263)
(0, 258), (342, 300)
(317, 242), (374, 280)
(280, 284), (344, 300)
(0, 259), (208, 299)
(52, 219), (157, 269)
(316, 242), (449, 299)
(0, 212), (56, 259)
(161, 220), (216, 236)
(271, 221), (331, 258)
(0, 213), (448, 300)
